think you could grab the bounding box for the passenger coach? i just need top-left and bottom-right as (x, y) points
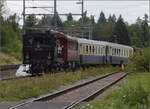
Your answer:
(77, 38), (133, 66)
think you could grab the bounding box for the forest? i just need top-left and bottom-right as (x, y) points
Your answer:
(0, 0), (149, 61)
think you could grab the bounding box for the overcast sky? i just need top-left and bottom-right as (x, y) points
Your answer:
(5, 0), (149, 25)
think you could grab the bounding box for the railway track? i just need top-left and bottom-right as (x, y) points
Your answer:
(0, 64), (20, 71)
(0, 64), (20, 80)
(8, 72), (128, 109)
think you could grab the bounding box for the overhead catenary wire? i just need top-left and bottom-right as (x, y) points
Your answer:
(6, 0), (149, 2)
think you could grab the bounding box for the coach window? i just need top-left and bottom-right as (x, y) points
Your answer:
(84, 45), (86, 54)
(116, 48), (118, 56)
(97, 46), (99, 55)
(82, 44), (84, 54)
(86, 45), (88, 54)
(88, 45), (90, 54)
(127, 50), (129, 57)
(124, 50), (125, 57)
(83, 44), (85, 54)
(123, 49), (125, 57)
(100, 46), (102, 56)
(115, 48), (117, 56)
(109, 47), (112, 56)
(99, 46), (101, 56)
(80, 44), (82, 55)
(118, 49), (120, 56)
(124, 50), (126, 57)
(103, 47), (104, 55)
(112, 48), (114, 56)
(91, 45), (93, 55)
(94, 46), (96, 55)
(91, 45), (93, 54)
(120, 49), (122, 57)
(95, 46), (96, 55)
(114, 48), (116, 56)
(96, 46), (98, 55)
(92, 46), (95, 55)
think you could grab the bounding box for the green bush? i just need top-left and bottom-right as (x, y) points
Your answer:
(0, 24), (22, 61)
(128, 48), (149, 72)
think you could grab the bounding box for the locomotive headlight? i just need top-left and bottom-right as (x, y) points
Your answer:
(48, 52), (51, 59)
(37, 42), (40, 48)
(25, 53), (29, 59)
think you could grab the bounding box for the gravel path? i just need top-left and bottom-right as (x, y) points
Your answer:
(94, 77), (130, 100)
(48, 72), (126, 102)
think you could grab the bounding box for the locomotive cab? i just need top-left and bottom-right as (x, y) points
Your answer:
(23, 30), (56, 75)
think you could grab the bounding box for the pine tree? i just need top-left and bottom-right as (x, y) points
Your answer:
(98, 11), (106, 24)
(111, 14), (116, 24)
(90, 15), (95, 25)
(67, 13), (73, 22)
(136, 17), (142, 25)
(25, 14), (38, 27)
(108, 14), (116, 24)
(51, 12), (63, 27)
(141, 14), (149, 47)
(108, 15), (112, 22)
(39, 15), (53, 27)
(112, 15), (130, 45)
(0, 0), (5, 16)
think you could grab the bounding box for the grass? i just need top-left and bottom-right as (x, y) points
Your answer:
(76, 72), (150, 109)
(0, 66), (119, 102)
(0, 52), (21, 65)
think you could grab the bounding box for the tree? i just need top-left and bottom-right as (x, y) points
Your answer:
(112, 15), (130, 45)
(141, 14), (149, 47)
(6, 14), (20, 32)
(98, 11), (106, 24)
(136, 17), (142, 25)
(67, 13), (73, 22)
(108, 14), (116, 24)
(38, 15), (53, 27)
(25, 14), (38, 27)
(51, 12), (63, 27)
(111, 14), (117, 24)
(128, 24), (143, 47)
(0, 0), (5, 16)
(108, 15), (112, 22)
(90, 15), (95, 25)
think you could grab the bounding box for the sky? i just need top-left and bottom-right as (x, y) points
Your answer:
(5, 0), (149, 25)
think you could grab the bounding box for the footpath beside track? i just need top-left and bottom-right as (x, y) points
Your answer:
(8, 72), (128, 109)
(0, 64), (20, 71)
(0, 64), (20, 81)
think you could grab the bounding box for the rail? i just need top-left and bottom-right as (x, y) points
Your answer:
(9, 72), (128, 109)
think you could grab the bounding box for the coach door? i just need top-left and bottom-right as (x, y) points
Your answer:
(105, 46), (110, 63)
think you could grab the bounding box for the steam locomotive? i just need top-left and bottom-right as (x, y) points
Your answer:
(23, 30), (133, 75)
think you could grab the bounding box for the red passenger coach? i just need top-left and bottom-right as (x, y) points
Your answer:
(51, 31), (78, 63)
(66, 36), (78, 62)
